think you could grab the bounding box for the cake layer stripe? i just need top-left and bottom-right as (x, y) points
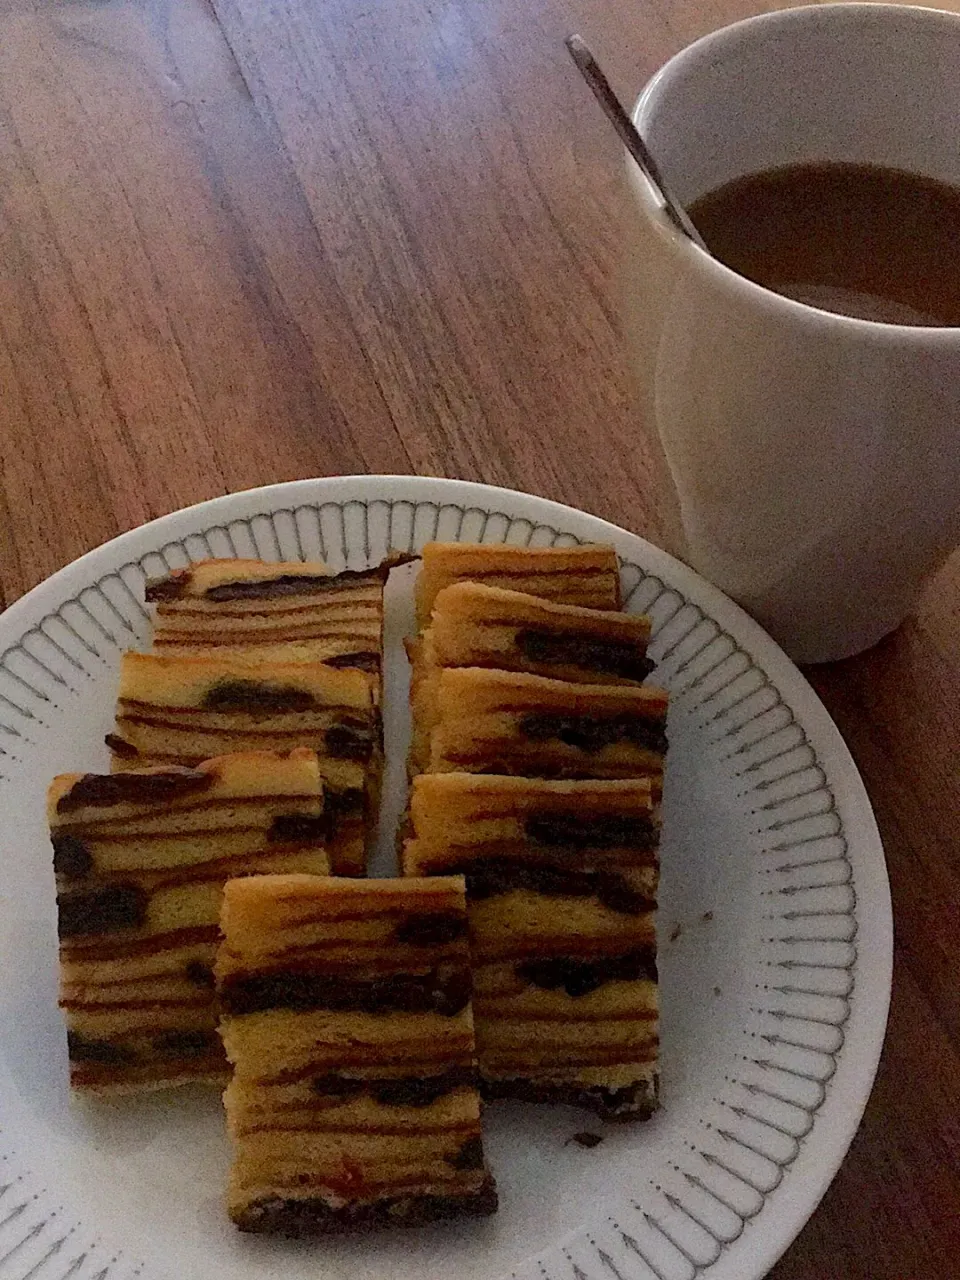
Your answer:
(54, 792), (324, 829)
(58, 817), (322, 846)
(231, 945), (472, 972)
(60, 923), (219, 958)
(307, 1066), (478, 1102)
(117, 710), (363, 737)
(61, 994), (211, 1011)
(156, 611), (381, 636)
(516, 948), (657, 991)
(409, 846), (658, 872)
(220, 967), (472, 1017)
(479, 1044), (658, 1067)
(244, 900), (468, 926)
(441, 860), (656, 912)
(239, 1120), (482, 1138)
(262, 1053), (475, 1085)
(158, 591), (382, 611)
(157, 596), (382, 617)
(147, 564), (392, 603)
(74, 849), (330, 891)
(470, 934), (655, 963)
(70, 1056), (229, 1092)
(472, 1006), (657, 1024)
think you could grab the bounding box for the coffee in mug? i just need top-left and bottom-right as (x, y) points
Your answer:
(688, 162), (960, 327)
(623, 4), (960, 663)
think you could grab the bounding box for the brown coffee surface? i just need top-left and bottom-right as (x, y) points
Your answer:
(689, 162), (960, 326)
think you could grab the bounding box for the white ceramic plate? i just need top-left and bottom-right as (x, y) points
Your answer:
(0, 476), (890, 1280)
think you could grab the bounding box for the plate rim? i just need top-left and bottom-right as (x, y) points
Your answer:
(0, 474), (892, 1280)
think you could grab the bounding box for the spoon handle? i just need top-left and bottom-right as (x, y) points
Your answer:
(566, 34), (709, 252)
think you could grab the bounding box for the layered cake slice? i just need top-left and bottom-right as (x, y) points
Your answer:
(49, 750), (329, 1094)
(107, 653), (380, 875)
(403, 774), (660, 1120)
(409, 582), (653, 773)
(426, 667), (668, 781)
(414, 542), (622, 629)
(428, 582), (652, 684)
(147, 558), (389, 680)
(217, 874), (497, 1234)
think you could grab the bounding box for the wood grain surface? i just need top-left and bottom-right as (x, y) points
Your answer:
(1, 0), (959, 1274)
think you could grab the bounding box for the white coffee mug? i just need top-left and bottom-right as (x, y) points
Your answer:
(623, 3), (960, 664)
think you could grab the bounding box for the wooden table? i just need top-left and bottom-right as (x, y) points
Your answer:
(2, 0), (958, 1274)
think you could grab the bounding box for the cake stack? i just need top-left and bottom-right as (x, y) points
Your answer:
(49, 749), (330, 1093)
(44, 539), (670, 1237)
(403, 542), (667, 1120)
(108, 556), (392, 876)
(49, 555), (393, 1096)
(217, 873), (497, 1232)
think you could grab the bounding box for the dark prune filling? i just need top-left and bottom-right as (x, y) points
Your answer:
(144, 572), (192, 601)
(202, 679), (317, 714)
(325, 652), (380, 672)
(52, 834), (94, 879)
(445, 1135), (485, 1170)
(104, 732), (139, 759)
(325, 720), (376, 761)
(311, 1066), (477, 1106)
(67, 1032), (137, 1065)
(267, 813), (328, 843)
(58, 884), (148, 937)
(220, 965), (471, 1017)
(201, 563), (397, 602)
(519, 712), (667, 755)
(154, 1029), (220, 1057)
(393, 911), (467, 946)
(56, 769), (212, 813)
(185, 960), (216, 988)
(457, 858), (654, 915)
(525, 811), (656, 850)
(516, 947), (658, 997)
(516, 628), (653, 682)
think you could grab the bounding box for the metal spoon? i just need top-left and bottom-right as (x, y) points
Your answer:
(565, 34), (709, 252)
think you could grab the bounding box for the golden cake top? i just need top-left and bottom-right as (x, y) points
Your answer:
(146, 558), (334, 601)
(48, 748), (323, 825)
(414, 541), (622, 626)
